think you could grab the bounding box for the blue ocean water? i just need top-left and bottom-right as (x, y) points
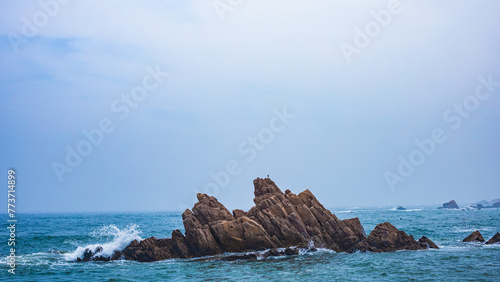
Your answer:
(1, 207), (499, 281)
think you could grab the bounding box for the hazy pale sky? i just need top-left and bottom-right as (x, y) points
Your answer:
(1, 0), (499, 213)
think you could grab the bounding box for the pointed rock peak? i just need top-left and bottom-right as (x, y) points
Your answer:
(197, 193), (211, 202)
(371, 222), (399, 234)
(486, 232), (500, 244)
(463, 230), (485, 242)
(253, 177), (283, 197)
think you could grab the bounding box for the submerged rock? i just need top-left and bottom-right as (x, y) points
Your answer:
(463, 230), (485, 243)
(119, 177), (437, 262)
(485, 232), (500, 244)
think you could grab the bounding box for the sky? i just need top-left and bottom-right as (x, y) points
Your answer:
(0, 0), (499, 213)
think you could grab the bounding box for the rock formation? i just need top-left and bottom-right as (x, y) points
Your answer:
(441, 200), (459, 209)
(485, 232), (500, 244)
(353, 223), (439, 252)
(463, 230), (485, 242)
(83, 178), (439, 262)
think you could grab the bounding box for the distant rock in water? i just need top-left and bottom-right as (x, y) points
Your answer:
(491, 201), (500, 208)
(396, 206), (406, 210)
(463, 230), (485, 243)
(442, 200), (459, 209)
(117, 178), (438, 262)
(485, 232), (500, 244)
(471, 199), (500, 209)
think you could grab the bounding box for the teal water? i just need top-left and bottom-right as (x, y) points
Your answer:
(1, 207), (499, 281)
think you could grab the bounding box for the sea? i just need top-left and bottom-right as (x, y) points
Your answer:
(1, 207), (499, 281)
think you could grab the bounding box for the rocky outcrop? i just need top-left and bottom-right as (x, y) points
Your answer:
(118, 178), (437, 262)
(463, 230), (485, 243)
(442, 200), (459, 209)
(122, 231), (190, 262)
(353, 222), (437, 252)
(485, 232), (500, 244)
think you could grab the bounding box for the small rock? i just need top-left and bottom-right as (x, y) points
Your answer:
(418, 236), (439, 249)
(284, 247), (299, 256)
(463, 230), (485, 242)
(485, 232), (500, 244)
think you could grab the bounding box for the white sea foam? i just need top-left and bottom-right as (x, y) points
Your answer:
(403, 209), (423, 212)
(389, 207), (423, 212)
(453, 227), (493, 233)
(64, 224), (142, 261)
(335, 210), (353, 213)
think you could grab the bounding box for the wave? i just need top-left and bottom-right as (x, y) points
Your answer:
(452, 227), (493, 233)
(64, 224), (142, 261)
(335, 210), (353, 213)
(389, 208), (423, 212)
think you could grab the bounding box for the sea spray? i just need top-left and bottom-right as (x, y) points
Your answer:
(64, 224), (142, 261)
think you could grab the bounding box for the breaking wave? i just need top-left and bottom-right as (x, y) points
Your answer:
(64, 224), (142, 261)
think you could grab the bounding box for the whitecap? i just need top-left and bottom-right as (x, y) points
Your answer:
(63, 224), (142, 261)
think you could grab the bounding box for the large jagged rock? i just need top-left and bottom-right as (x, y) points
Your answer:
(463, 230), (485, 243)
(247, 179), (364, 251)
(485, 232), (500, 244)
(442, 200), (459, 209)
(120, 177), (437, 262)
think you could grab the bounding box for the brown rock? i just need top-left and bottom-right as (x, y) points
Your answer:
(232, 209), (247, 218)
(485, 232), (500, 244)
(182, 209), (222, 256)
(354, 222), (436, 252)
(118, 177), (438, 262)
(463, 230), (485, 242)
(342, 218), (366, 240)
(122, 237), (174, 262)
(170, 229), (190, 258)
